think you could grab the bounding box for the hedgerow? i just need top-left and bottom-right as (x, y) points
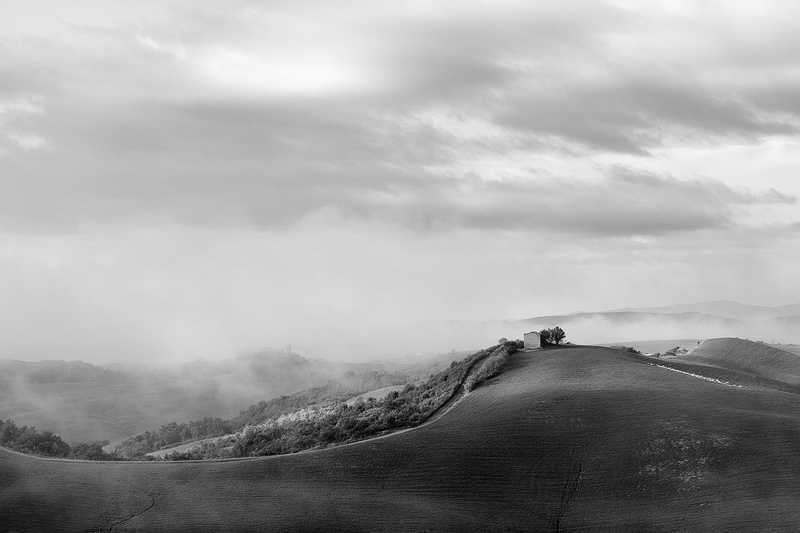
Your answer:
(464, 341), (519, 392)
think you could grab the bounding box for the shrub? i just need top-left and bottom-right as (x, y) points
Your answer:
(610, 346), (642, 355)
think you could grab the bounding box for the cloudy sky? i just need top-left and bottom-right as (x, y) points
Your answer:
(2, 0), (800, 363)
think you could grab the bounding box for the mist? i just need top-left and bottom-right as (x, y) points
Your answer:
(0, 215), (560, 365)
(519, 313), (800, 347)
(0, 347), (441, 445)
(2, 0), (800, 367)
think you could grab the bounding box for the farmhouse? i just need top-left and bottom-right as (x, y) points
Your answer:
(524, 331), (543, 349)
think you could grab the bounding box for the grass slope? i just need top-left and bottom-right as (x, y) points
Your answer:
(5, 345), (800, 531)
(671, 337), (800, 385)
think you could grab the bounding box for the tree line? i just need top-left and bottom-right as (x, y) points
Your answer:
(0, 419), (116, 460)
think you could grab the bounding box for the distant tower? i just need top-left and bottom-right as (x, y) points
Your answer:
(286, 344), (292, 354)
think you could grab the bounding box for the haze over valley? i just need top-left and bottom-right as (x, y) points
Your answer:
(4, 0), (800, 530)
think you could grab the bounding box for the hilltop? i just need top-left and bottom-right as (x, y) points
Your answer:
(6, 340), (800, 530)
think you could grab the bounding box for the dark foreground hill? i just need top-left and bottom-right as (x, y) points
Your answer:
(5, 345), (800, 531)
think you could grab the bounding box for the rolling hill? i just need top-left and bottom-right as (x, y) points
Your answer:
(6, 340), (800, 531)
(670, 337), (800, 386)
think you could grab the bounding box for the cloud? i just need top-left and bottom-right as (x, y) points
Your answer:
(1, 79), (794, 237)
(1, 0), (800, 364)
(497, 79), (798, 154)
(331, 167), (796, 237)
(2, 0), (800, 235)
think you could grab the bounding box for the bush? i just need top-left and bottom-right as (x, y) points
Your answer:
(610, 346), (641, 355)
(69, 441), (115, 461)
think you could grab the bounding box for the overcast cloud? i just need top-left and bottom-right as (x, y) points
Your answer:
(1, 1), (800, 363)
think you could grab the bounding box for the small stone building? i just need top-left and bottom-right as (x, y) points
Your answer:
(524, 331), (542, 349)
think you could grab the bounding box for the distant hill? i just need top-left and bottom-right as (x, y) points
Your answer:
(0, 358), (123, 383)
(520, 311), (740, 327)
(514, 300), (800, 345)
(607, 300), (800, 320)
(9, 344), (800, 530)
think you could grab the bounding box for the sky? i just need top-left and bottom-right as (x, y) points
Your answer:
(1, 0), (800, 363)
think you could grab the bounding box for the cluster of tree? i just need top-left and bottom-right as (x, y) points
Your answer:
(539, 326), (566, 345)
(162, 344), (517, 461)
(114, 417), (232, 459)
(0, 419), (116, 460)
(230, 371), (403, 429)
